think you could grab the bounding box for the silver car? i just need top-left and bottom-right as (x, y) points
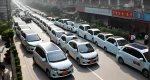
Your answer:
(33, 42), (73, 78)
(20, 29), (42, 52)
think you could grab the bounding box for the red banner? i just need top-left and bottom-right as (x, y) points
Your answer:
(112, 10), (133, 19)
(76, 6), (85, 12)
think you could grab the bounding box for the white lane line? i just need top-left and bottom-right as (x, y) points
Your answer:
(87, 67), (104, 80)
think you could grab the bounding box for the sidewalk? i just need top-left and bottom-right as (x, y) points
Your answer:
(135, 39), (148, 47)
(0, 37), (12, 80)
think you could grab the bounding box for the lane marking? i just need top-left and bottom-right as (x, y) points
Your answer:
(87, 67), (104, 80)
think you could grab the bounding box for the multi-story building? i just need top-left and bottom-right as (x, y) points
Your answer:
(0, 0), (11, 20)
(55, 0), (150, 38)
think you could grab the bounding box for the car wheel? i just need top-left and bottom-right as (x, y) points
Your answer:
(66, 50), (70, 57)
(33, 57), (36, 64)
(118, 57), (124, 64)
(95, 41), (98, 46)
(104, 47), (107, 52)
(46, 70), (51, 78)
(142, 69), (149, 78)
(77, 58), (81, 65)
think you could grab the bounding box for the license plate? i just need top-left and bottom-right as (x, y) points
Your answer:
(90, 59), (94, 63)
(62, 71), (68, 75)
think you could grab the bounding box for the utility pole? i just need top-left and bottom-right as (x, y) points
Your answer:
(6, 0), (10, 27)
(149, 22), (150, 80)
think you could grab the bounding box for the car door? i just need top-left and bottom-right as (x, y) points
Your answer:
(60, 36), (66, 50)
(97, 34), (105, 48)
(87, 30), (93, 41)
(68, 42), (78, 59)
(16, 26), (21, 35)
(34, 47), (43, 67)
(131, 49), (145, 71)
(120, 47), (133, 65)
(20, 33), (27, 46)
(39, 49), (48, 70)
(51, 30), (56, 42)
(105, 38), (113, 52)
(47, 27), (51, 36)
(111, 40), (119, 54)
(78, 26), (83, 37)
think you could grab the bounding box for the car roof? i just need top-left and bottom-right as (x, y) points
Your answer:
(19, 25), (30, 29)
(125, 43), (148, 53)
(88, 28), (100, 31)
(22, 29), (35, 35)
(109, 36), (124, 40)
(53, 28), (64, 32)
(71, 39), (88, 44)
(99, 32), (113, 36)
(38, 42), (60, 53)
(81, 24), (90, 26)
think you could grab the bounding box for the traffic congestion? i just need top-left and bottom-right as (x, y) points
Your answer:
(12, 0), (149, 80)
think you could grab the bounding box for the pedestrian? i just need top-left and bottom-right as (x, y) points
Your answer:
(144, 34), (148, 45)
(128, 33), (131, 42)
(130, 34), (136, 43)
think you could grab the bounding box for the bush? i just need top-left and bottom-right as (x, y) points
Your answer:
(17, 72), (22, 80)
(17, 76), (22, 80)
(1, 29), (14, 41)
(12, 49), (18, 57)
(15, 60), (20, 65)
(16, 65), (21, 72)
(0, 22), (9, 35)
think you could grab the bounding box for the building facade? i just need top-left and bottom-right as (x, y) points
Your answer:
(0, 0), (11, 20)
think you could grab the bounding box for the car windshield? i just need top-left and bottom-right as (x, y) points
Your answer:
(106, 35), (113, 39)
(78, 43), (94, 53)
(143, 52), (150, 62)
(47, 51), (67, 62)
(51, 19), (55, 21)
(57, 32), (65, 38)
(94, 31), (101, 35)
(117, 39), (128, 46)
(27, 34), (41, 42)
(85, 26), (90, 31)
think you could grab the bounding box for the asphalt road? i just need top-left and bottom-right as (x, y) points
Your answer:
(13, 0), (148, 80)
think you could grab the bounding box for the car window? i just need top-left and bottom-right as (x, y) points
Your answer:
(47, 51), (67, 62)
(22, 33), (26, 39)
(35, 47), (46, 58)
(85, 26), (90, 31)
(17, 26), (21, 31)
(94, 31), (101, 35)
(143, 52), (150, 62)
(48, 27), (51, 31)
(78, 43), (94, 53)
(105, 35), (113, 39)
(61, 36), (66, 41)
(98, 34), (104, 40)
(27, 34), (41, 42)
(79, 26), (84, 30)
(88, 30), (93, 35)
(57, 32), (65, 38)
(107, 38), (113, 43)
(52, 30), (56, 36)
(117, 39), (128, 46)
(69, 42), (77, 49)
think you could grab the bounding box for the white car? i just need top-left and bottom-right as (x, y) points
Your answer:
(104, 36), (129, 55)
(66, 39), (99, 65)
(39, 19), (49, 30)
(116, 43), (149, 78)
(44, 22), (54, 31)
(59, 33), (77, 52)
(46, 25), (60, 36)
(56, 19), (70, 28)
(77, 24), (90, 38)
(70, 23), (81, 33)
(63, 21), (74, 30)
(85, 28), (101, 42)
(33, 42), (73, 78)
(20, 29), (42, 52)
(15, 25), (31, 37)
(50, 28), (65, 44)
(94, 32), (114, 48)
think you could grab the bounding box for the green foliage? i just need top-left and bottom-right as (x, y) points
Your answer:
(17, 76), (22, 80)
(17, 72), (22, 80)
(16, 65), (21, 72)
(12, 49), (18, 57)
(1, 29), (14, 38)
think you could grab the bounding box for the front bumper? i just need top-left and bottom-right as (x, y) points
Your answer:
(80, 57), (99, 65)
(26, 46), (35, 52)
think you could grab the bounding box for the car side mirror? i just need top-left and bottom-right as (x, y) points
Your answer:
(41, 58), (46, 62)
(139, 58), (143, 61)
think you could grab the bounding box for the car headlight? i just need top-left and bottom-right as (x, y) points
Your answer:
(51, 67), (58, 71)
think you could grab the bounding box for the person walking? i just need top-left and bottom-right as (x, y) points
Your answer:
(130, 34), (136, 43)
(128, 33), (131, 42)
(144, 34), (148, 45)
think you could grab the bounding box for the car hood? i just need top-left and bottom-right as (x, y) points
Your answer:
(80, 51), (98, 59)
(49, 59), (72, 69)
(28, 40), (42, 46)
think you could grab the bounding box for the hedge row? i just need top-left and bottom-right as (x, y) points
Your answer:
(10, 44), (22, 80)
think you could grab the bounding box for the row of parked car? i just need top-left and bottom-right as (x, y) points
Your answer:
(15, 6), (150, 78)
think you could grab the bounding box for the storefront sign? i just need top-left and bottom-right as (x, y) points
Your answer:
(76, 6), (85, 12)
(112, 10), (133, 19)
(134, 12), (144, 20)
(84, 7), (112, 16)
(144, 13), (150, 21)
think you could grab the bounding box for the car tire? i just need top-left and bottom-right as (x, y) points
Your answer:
(104, 47), (107, 52)
(33, 57), (36, 65)
(95, 41), (98, 46)
(77, 58), (81, 65)
(142, 69), (149, 78)
(46, 70), (51, 78)
(66, 50), (70, 57)
(118, 57), (124, 64)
